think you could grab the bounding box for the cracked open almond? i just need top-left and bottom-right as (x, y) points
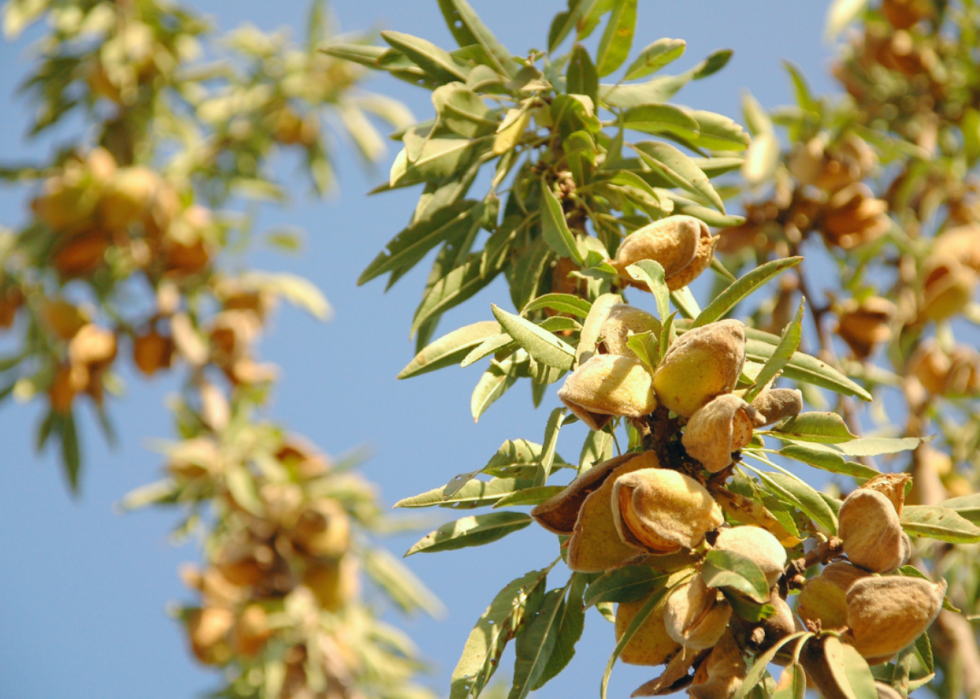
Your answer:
(612, 468), (723, 554)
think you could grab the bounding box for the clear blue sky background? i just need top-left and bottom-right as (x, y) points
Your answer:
(0, 2), (841, 698)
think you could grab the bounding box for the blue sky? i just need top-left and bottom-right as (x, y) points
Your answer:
(0, 2), (840, 698)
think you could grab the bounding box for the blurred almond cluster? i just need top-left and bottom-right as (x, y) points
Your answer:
(1, 1), (431, 698)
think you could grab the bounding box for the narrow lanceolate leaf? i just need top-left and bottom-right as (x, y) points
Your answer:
(548, 0), (601, 52)
(692, 257), (802, 328)
(742, 327), (872, 401)
(777, 444), (879, 480)
(444, 0), (516, 77)
(361, 201), (478, 285)
(624, 104), (700, 140)
(399, 320), (501, 379)
(540, 181), (585, 263)
(405, 511), (533, 556)
(630, 141), (725, 213)
(492, 305), (575, 371)
(774, 664), (807, 699)
(733, 632), (811, 699)
(380, 30), (469, 82)
(509, 587), (565, 699)
(626, 260), (670, 323)
(461, 333), (515, 368)
(941, 493), (980, 525)
(601, 577), (689, 699)
(584, 567), (674, 608)
(412, 254), (500, 337)
(770, 411), (856, 444)
(567, 44), (599, 104)
(690, 110), (751, 151)
(626, 330), (659, 372)
(759, 471), (838, 535)
(391, 136), (489, 187)
(535, 408), (568, 487)
(623, 38), (686, 81)
(450, 567), (554, 699)
(363, 548), (446, 618)
(395, 477), (532, 510)
(576, 293), (623, 365)
(744, 298), (805, 403)
(60, 411), (81, 494)
(900, 505), (980, 544)
(701, 549), (769, 603)
(522, 293), (592, 318)
(832, 436), (926, 457)
(535, 574), (587, 689)
(472, 354), (522, 421)
(742, 129), (780, 185)
(826, 637), (879, 699)
(493, 486), (565, 509)
(594, 0), (637, 76)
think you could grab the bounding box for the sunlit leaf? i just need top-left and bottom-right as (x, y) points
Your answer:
(623, 38), (686, 81)
(594, 0), (636, 76)
(693, 257), (802, 327)
(901, 505), (980, 544)
(399, 320), (501, 379)
(405, 511), (533, 556)
(631, 141), (724, 213)
(701, 549), (769, 603)
(492, 305), (575, 371)
(743, 298), (805, 403)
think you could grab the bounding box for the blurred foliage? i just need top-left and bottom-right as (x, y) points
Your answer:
(340, 1), (980, 699)
(0, 0), (437, 698)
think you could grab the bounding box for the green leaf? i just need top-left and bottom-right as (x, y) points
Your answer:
(361, 201), (478, 285)
(626, 330), (660, 372)
(625, 260), (670, 323)
(940, 493), (980, 525)
(226, 464), (262, 516)
(534, 574), (587, 689)
(722, 591), (776, 623)
(600, 576), (688, 699)
(242, 272), (332, 321)
(601, 49), (732, 108)
(363, 548), (447, 618)
(741, 91), (774, 137)
(770, 411), (856, 444)
(776, 445), (880, 480)
(399, 320), (501, 379)
(900, 505), (980, 544)
(733, 631), (811, 699)
(689, 110), (751, 151)
(523, 293), (592, 319)
(443, 0), (517, 77)
(472, 353), (523, 421)
(493, 485), (566, 509)
(451, 566), (554, 699)
(548, 0), (602, 52)
(535, 408), (568, 487)
(413, 254), (501, 337)
(461, 333), (516, 368)
(742, 327), (872, 401)
(492, 305), (575, 371)
(395, 477), (532, 509)
(118, 479), (180, 510)
(391, 136), (490, 187)
(773, 664), (807, 699)
(434, 84), (497, 138)
(576, 293), (622, 365)
(540, 181), (585, 264)
(381, 30), (470, 82)
(783, 61), (818, 115)
(60, 411), (80, 494)
(693, 257), (802, 328)
(827, 636), (879, 699)
(744, 298), (805, 403)
(565, 130), (598, 185)
(701, 549), (769, 603)
(630, 141), (724, 213)
(759, 471), (838, 535)
(594, 0), (636, 76)
(405, 511), (533, 556)
(567, 44), (599, 105)
(551, 94), (601, 140)
(584, 566), (673, 608)
(832, 436), (926, 457)
(624, 104), (700, 140)
(623, 38), (686, 81)
(509, 587), (565, 699)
